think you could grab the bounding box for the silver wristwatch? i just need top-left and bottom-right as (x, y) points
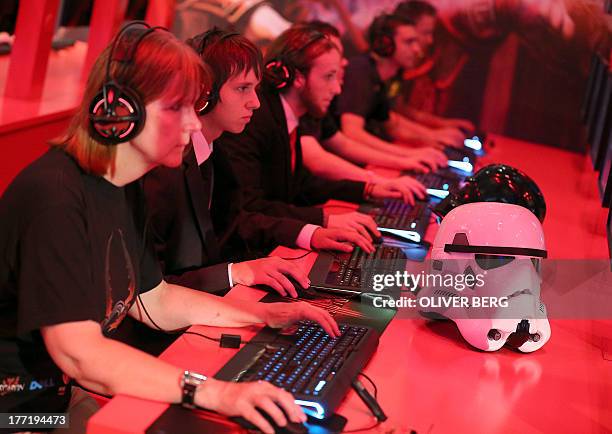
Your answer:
(180, 370), (208, 409)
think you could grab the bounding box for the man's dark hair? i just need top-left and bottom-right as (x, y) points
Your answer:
(187, 28), (263, 92)
(394, 0), (437, 21)
(368, 13), (416, 50)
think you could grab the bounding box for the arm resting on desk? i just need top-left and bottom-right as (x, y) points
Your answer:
(129, 280), (267, 330)
(130, 280), (340, 336)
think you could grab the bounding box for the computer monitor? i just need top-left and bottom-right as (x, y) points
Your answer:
(590, 70), (612, 171)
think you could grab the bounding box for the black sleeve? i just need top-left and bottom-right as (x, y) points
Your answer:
(165, 263), (230, 294)
(320, 113), (339, 141)
(17, 204), (100, 335)
(336, 57), (377, 119)
(140, 172), (231, 293)
(234, 210), (306, 248)
(299, 113), (338, 142)
(299, 114), (323, 140)
(296, 165), (366, 206)
(219, 124), (324, 225)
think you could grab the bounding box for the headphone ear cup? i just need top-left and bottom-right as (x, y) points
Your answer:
(374, 34), (395, 57)
(89, 83), (145, 145)
(265, 60), (294, 90)
(197, 87), (219, 116)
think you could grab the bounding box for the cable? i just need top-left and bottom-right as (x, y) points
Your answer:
(137, 294), (221, 340)
(357, 372), (378, 399)
(136, 294), (270, 347)
(278, 250), (313, 260)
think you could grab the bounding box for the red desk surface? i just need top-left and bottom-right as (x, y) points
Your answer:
(88, 136), (612, 434)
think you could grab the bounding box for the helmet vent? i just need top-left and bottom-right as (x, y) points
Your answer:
(452, 233), (470, 246)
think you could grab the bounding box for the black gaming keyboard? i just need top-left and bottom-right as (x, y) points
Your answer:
(373, 199), (427, 229)
(418, 171), (460, 189)
(444, 146), (477, 163)
(215, 321), (380, 420)
(329, 245), (407, 289)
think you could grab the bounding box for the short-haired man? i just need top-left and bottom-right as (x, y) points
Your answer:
(143, 30), (372, 298)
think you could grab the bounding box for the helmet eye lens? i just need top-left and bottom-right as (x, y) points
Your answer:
(475, 254), (515, 270)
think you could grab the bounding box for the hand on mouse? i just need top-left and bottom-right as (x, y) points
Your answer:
(196, 378), (306, 434)
(232, 257), (309, 298)
(310, 227), (374, 253)
(262, 301), (341, 338)
(325, 211), (381, 243)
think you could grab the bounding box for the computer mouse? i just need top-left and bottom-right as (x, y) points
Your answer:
(287, 277), (318, 300)
(258, 276), (319, 300)
(232, 407), (308, 433)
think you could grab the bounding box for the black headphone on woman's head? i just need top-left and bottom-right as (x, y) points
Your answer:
(88, 21), (167, 145)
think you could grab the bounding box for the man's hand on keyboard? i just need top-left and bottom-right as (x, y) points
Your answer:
(402, 147), (447, 172)
(196, 378), (306, 434)
(232, 257), (310, 298)
(325, 211), (380, 247)
(370, 177), (427, 205)
(263, 301), (341, 338)
(432, 127), (465, 148)
(311, 227), (374, 253)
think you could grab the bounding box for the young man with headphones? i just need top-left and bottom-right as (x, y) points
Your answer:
(0, 23), (338, 433)
(295, 20), (447, 183)
(143, 29), (375, 298)
(217, 26), (427, 241)
(336, 13), (467, 154)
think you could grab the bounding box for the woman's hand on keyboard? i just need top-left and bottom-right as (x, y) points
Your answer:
(263, 301), (341, 338)
(311, 227), (374, 253)
(196, 378), (306, 434)
(232, 257), (310, 298)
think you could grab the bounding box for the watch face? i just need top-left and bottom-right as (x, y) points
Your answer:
(184, 372), (207, 386)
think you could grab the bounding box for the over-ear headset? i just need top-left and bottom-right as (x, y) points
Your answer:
(264, 30), (328, 90)
(189, 28), (240, 115)
(89, 21), (167, 145)
(369, 15), (397, 58)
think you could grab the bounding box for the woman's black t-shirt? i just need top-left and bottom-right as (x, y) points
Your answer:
(0, 148), (162, 412)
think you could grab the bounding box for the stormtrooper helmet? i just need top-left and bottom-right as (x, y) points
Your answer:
(418, 202), (550, 352)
